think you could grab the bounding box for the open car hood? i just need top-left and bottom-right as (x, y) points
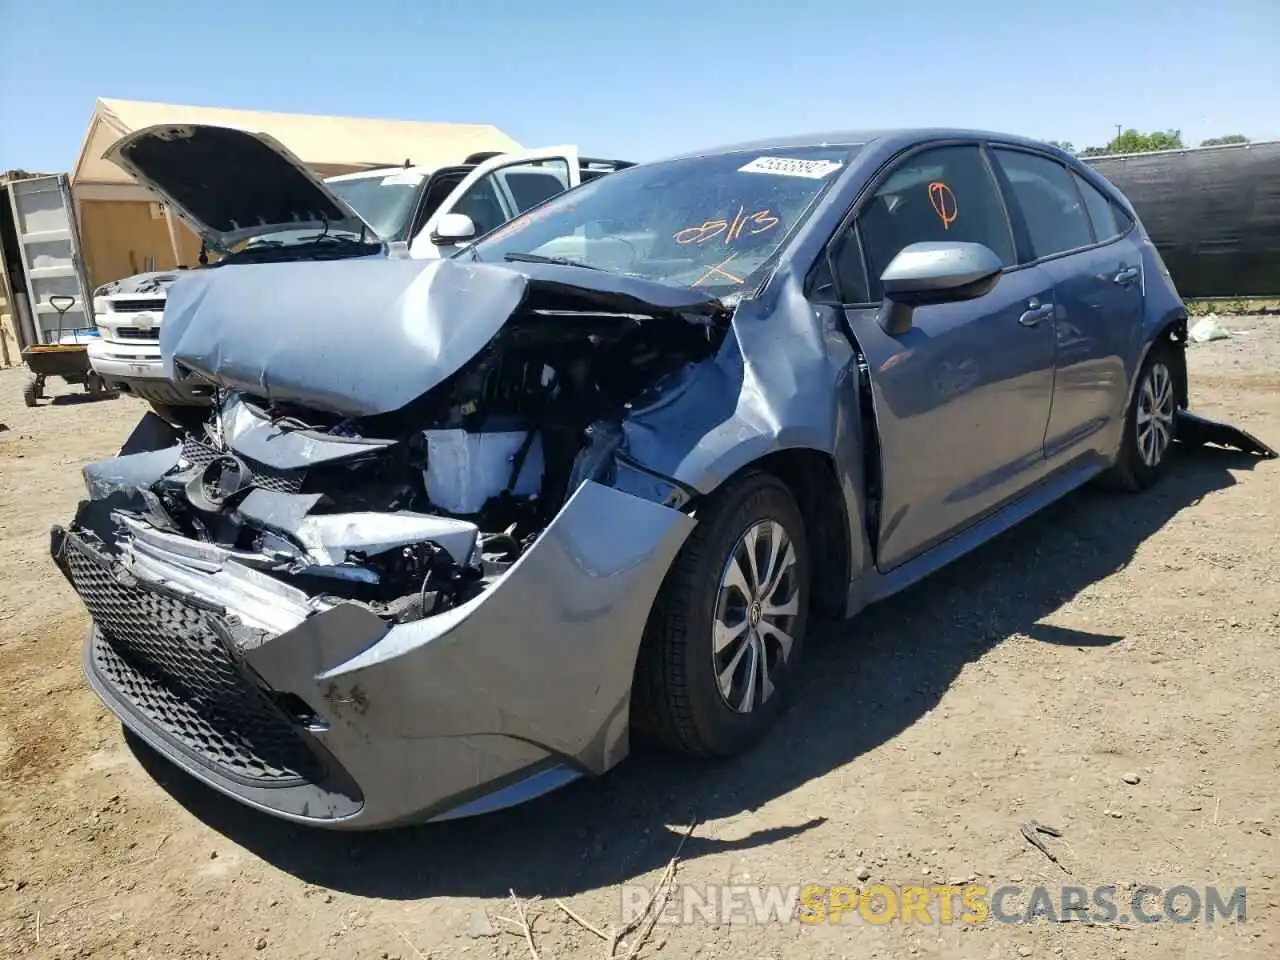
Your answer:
(105, 124), (380, 250)
(159, 257), (729, 418)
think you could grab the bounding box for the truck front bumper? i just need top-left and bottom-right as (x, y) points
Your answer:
(87, 341), (210, 406)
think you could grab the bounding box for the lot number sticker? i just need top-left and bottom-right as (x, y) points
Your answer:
(739, 156), (843, 179)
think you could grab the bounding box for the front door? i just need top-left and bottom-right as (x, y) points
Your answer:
(408, 146), (582, 258)
(835, 143), (1057, 570)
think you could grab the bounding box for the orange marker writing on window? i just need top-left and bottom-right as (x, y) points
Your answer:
(928, 182), (958, 230)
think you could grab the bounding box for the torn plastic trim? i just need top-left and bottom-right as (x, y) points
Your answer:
(1175, 410), (1278, 459)
(114, 514), (326, 636)
(290, 511), (479, 568)
(219, 394), (395, 471)
(83, 444), (183, 500)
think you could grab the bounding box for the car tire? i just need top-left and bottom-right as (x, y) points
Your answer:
(1107, 339), (1181, 492)
(632, 470), (811, 758)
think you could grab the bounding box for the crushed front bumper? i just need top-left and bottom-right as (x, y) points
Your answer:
(53, 481), (694, 829)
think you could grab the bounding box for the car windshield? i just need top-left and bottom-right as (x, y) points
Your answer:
(469, 145), (859, 294)
(326, 170), (427, 240)
(214, 171), (428, 262)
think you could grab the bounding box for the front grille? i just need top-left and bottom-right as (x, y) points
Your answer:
(65, 536), (322, 784)
(111, 298), (166, 313)
(113, 326), (159, 341)
(180, 437), (304, 494)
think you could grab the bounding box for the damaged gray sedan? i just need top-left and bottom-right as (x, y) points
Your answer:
(51, 129), (1276, 829)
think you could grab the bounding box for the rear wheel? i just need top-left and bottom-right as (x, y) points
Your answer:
(22, 376), (41, 407)
(632, 471), (810, 758)
(1108, 340), (1180, 491)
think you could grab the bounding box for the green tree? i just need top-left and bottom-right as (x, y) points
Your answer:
(1046, 140), (1076, 154)
(1109, 128), (1184, 153)
(1200, 134), (1250, 147)
(1078, 128), (1185, 157)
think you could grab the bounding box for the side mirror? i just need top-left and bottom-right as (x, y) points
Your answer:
(430, 212), (477, 246)
(877, 241), (1003, 335)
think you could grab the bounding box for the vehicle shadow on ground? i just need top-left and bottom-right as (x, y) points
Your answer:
(132, 445), (1265, 901)
(48, 392), (119, 407)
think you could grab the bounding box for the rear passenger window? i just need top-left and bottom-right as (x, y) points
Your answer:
(991, 149), (1094, 260)
(851, 144), (1015, 301)
(1072, 172), (1125, 242)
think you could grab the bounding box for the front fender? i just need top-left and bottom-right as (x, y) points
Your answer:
(249, 480), (695, 777)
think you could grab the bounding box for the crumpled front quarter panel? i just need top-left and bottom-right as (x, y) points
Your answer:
(622, 275), (859, 493)
(303, 481), (695, 775)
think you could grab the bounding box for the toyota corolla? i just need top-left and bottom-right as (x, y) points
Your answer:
(51, 129), (1275, 829)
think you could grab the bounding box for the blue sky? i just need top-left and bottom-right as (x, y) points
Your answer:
(1, 0), (1276, 172)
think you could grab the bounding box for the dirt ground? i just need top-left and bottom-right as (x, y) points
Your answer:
(1, 318), (1277, 960)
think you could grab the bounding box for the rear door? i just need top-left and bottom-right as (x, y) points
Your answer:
(5, 175), (95, 344)
(988, 147), (1139, 457)
(408, 146), (581, 258)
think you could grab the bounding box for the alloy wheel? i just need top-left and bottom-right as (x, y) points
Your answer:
(711, 519), (801, 713)
(1136, 360), (1176, 467)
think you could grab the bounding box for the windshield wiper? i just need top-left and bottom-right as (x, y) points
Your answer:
(295, 234), (373, 246)
(503, 252), (605, 271)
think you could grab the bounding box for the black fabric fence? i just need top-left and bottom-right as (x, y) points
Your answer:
(1085, 141), (1280, 299)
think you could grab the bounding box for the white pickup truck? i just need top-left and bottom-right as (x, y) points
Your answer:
(88, 124), (631, 414)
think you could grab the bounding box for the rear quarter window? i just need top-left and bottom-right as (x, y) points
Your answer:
(1072, 172), (1126, 242)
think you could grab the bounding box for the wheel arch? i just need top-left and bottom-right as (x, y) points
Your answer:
(682, 446), (853, 622)
(1130, 313), (1189, 414)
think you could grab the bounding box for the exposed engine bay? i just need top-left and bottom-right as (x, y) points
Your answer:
(74, 285), (729, 627)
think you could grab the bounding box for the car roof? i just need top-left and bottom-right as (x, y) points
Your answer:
(655, 128), (1068, 162)
(325, 155), (635, 184)
(325, 165), (439, 182)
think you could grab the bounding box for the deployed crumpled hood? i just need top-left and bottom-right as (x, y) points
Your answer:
(160, 257), (727, 417)
(106, 124), (378, 250)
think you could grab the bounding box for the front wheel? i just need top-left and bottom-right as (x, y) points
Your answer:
(1107, 340), (1180, 491)
(632, 471), (810, 758)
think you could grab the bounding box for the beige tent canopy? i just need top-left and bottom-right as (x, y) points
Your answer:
(69, 98), (522, 286)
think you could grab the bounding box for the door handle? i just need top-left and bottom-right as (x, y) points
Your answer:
(1018, 300), (1054, 327)
(1113, 265), (1139, 284)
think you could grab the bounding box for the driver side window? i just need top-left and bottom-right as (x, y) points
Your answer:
(452, 176), (509, 237)
(833, 144), (1015, 304)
